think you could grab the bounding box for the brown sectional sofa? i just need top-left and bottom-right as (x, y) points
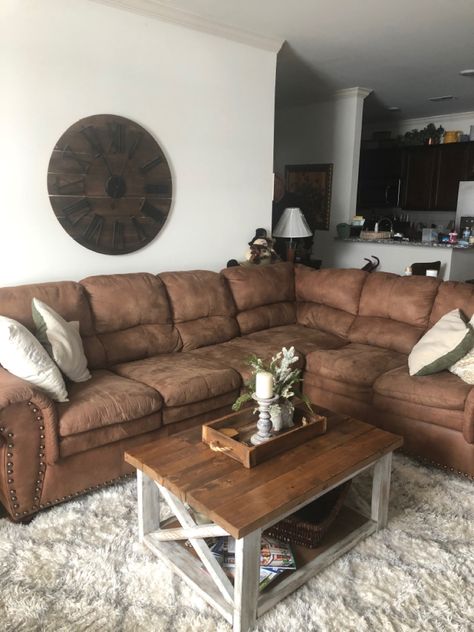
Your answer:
(0, 262), (473, 522)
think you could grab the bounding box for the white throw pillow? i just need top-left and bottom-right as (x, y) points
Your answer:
(32, 298), (91, 383)
(0, 316), (68, 401)
(408, 309), (474, 376)
(450, 346), (474, 384)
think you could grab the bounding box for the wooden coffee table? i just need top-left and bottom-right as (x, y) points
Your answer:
(125, 410), (402, 632)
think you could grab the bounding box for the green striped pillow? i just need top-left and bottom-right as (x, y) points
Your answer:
(408, 309), (474, 376)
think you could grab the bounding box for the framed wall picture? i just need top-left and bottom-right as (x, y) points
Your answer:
(285, 163), (333, 231)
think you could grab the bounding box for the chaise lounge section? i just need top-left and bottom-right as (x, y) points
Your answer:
(0, 262), (472, 521)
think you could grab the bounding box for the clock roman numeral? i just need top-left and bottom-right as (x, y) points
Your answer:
(63, 198), (91, 217)
(140, 156), (162, 174)
(83, 213), (104, 245)
(62, 198), (92, 225)
(131, 217), (148, 242)
(80, 125), (105, 156)
(109, 122), (125, 154)
(112, 221), (125, 250)
(140, 199), (165, 224)
(145, 183), (171, 195)
(63, 145), (91, 172)
(55, 176), (85, 195)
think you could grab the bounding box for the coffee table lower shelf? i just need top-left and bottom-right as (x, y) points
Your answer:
(145, 506), (373, 620)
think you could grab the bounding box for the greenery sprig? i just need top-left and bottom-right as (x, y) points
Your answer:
(232, 346), (313, 414)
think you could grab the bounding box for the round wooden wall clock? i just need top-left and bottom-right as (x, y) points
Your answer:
(47, 114), (172, 254)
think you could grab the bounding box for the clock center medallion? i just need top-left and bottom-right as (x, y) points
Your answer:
(106, 175), (127, 199)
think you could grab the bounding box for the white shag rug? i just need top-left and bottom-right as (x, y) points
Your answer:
(0, 454), (473, 632)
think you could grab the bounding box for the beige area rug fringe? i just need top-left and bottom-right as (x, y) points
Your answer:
(0, 454), (473, 632)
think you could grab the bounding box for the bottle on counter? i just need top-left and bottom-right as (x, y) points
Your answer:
(462, 228), (471, 241)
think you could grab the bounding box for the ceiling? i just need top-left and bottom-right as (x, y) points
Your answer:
(102, 0), (474, 123)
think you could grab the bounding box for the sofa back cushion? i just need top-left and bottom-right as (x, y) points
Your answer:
(159, 270), (239, 351)
(348, 272), (441, 354)
(0, 281), (94, 334)
(221, 262), (296, 335)
(80, 273), (181, 367)
(295, 266), (367, 338)
(429, 281), (474, 326)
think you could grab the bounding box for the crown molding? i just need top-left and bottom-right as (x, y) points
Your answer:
(364, 109), (474, 132)
(396, 110), (474, 128)
(88, 0), (283, 52)
(335, 87), (373, 100)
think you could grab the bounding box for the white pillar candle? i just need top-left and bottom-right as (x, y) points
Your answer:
(255, 371), (273, 399)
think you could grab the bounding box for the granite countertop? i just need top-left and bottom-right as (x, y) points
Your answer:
(335, 237), (474, 250)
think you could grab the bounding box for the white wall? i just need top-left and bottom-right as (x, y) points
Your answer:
(274, 88), (370, 266)
(0, 0), (277, 286)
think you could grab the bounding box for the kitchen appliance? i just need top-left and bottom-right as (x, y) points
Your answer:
(455, 182), (474, 230)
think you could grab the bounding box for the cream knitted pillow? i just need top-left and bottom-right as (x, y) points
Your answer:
(450, 346), (474, 384)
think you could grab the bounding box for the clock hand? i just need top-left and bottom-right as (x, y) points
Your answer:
(100, 154), (113, 176)
(120, 132), (143, 175)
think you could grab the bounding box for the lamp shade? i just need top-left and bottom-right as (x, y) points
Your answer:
(273, 207), (312, 238)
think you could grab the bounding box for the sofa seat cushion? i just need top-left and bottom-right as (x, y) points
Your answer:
(57, 369), (163, 437)
(373, 365), (471, 411)
(112, 354), (241, 407)
(305, 343), (406, 387)
(190, 337), (304, 381)
(60, 414), (163, 458)
(243, 324), (347, 355)
(162, 391), (239, 426)
(303, 372), (372, 403)
(372, 393), (465, 433)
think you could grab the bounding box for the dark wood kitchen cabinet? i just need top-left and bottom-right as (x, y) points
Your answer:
(398, 142), (474, 211)
(400, 146), (437, 210)
(358, 142), (474, 212)
(357, 147), (402, 208)
(432, 143), (471, 210)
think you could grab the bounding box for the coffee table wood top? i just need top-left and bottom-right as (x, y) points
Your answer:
(125, 412), (402, 539)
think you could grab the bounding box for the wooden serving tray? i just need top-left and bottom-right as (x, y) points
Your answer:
(202, 404), (327, 468)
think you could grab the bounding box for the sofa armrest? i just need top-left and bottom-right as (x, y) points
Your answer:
(464, 388), (474, 444)
(0, 368), (59, 519)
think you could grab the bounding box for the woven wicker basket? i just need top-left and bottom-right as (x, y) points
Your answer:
(360, 231), (391, 240)
(264, 481), (351, 548)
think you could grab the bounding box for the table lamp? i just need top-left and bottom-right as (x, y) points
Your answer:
(272, 207), (313, 262)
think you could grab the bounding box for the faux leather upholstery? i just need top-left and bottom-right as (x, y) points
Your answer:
(373, 365), (471, 411)
(57, 369), (162, 437)
(190, 337), (304, 381)
(349, 273), (441, 353)
(305, 343), (407, 387)
(222, 262), (296, 334)
(160, 270), (239, 350)
(60, 414), (163, 458)
(112, 354), (241, 407)
(429, 280), (474, 326)
(243, 323), (347, 356)
(0, 281), (94, 335)
(296, 266), (367, 338)
(80, 273), (181, 367)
